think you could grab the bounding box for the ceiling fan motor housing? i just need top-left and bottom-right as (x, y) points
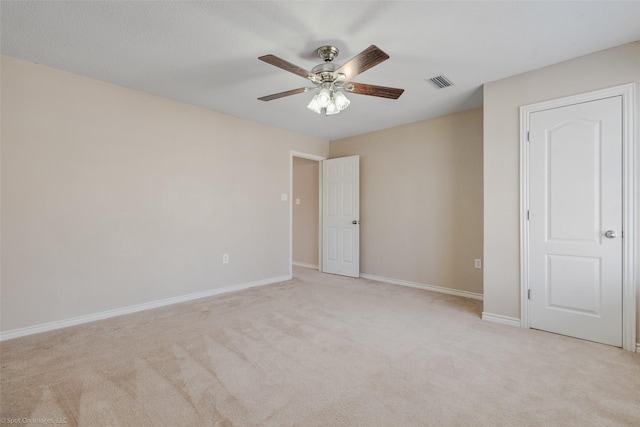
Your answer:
(311, 62), (338, 83)
(311, 46), (341, 83)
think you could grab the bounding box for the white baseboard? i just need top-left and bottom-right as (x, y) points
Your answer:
(0, 274), (291, 342)
(360, 273), (483, 301)
(482, 315), (638, 350)
(292, 262), (319, 270)
(482, 312), (521, 327)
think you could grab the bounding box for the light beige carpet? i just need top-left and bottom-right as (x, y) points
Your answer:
(1, 266), (639, 426)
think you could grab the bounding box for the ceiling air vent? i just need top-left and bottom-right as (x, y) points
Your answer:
(428, 74), (454, 89)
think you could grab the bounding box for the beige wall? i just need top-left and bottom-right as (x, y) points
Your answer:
(292, 157), (320, 267)
(0, 55), (328, 333)
(483, 42), (640, 340)
(330, 108), (483, 295)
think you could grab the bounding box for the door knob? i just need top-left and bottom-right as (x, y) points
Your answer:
(352, 220), (359, 225)
(605, 230), (617, 239)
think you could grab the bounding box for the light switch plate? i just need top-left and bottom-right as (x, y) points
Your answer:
(296, 198), (301, 205)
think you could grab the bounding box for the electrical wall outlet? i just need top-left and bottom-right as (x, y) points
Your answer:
(474, 259), (482, 269)
(223, 254), (229, 264)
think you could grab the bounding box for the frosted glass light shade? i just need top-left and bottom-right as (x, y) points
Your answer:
(325, 101), (339, 115)
(333, 91), (350, 111)
(317, 88), (331, 108)
(307, 95), (323, 114)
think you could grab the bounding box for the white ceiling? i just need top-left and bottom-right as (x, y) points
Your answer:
(2, 1), (640, 141)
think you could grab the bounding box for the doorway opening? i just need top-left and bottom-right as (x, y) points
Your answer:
(290, 151), (325, 277)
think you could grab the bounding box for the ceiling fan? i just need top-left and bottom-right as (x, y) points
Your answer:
(258, 45), (404, 115)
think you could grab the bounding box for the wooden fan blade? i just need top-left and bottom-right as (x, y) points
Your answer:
(335, 45), (389, 80)
(348, 83), (404, 99)
(258, 54), (313, 80)
(258, 87), (307, 101)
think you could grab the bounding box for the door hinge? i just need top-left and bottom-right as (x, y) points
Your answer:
(527, 210), (530, 220)
(527, 131), (530, 142)
(528, 289), (531, 300)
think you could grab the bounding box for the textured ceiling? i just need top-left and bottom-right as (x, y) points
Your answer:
(2, 1), (640, 141)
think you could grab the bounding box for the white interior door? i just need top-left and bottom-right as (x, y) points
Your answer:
(322, 156), (360, 277)
(528, 96), (622, 346)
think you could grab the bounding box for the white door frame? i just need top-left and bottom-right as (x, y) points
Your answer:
(290, 151), (326, 277)
(519, 83), (636, 351)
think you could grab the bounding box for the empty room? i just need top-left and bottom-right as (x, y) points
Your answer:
(1, 1), (640, 425)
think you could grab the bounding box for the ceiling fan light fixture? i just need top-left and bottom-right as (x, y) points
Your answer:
(333, 90), (350, 111)
(317, 88), (331, 108)
(308, 88), (350, 116)
(307, 95), (323, 114)
(325, 101), (339, 115)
